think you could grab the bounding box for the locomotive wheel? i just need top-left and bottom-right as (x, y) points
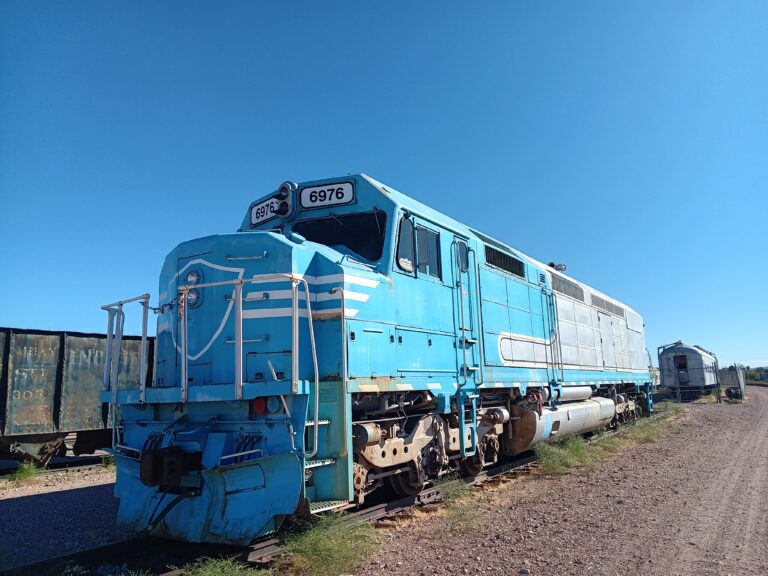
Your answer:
(460, 454), (484, 477)
(387, 469), (424, 497)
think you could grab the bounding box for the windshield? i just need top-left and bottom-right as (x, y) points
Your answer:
(292, 211), (387, 261)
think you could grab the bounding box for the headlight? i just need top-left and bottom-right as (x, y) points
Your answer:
(186, 270), (200, 285)
(186, 289), (200, 306)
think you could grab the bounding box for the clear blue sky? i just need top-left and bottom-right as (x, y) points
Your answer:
(1, 1), (766, 367)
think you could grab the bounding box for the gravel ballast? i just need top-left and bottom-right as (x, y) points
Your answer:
(0, 467), (129, 571)
(360, 387), (768, 576)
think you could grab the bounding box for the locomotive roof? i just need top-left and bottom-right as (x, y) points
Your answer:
(358, 174), (642, 318)
(244, 173), (642, 319)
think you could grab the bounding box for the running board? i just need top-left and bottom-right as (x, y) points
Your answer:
(309, 500), (349, 514)
(305, 419), (331, 427)
(305, 458), (336, 470)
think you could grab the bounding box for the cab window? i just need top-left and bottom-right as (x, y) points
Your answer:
(416, 226), (441, 279)
(293, 211), (387, 261)
(396, 216), (415, 272)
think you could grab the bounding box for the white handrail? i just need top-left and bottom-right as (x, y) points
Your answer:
(234, 281), (244, 400)
(174, 273), (320, 461)
(102, 293), (151, 310)
(330, 287), (349, 458)
(299, 277), (320, 459)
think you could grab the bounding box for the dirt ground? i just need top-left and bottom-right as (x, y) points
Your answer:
(360, 387), (768, 576)
(0, 466), (128, 571)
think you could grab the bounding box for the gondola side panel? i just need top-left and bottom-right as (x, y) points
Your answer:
(4, 332), (60, 435)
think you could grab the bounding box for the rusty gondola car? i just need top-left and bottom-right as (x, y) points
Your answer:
(0, 327), (153, 465)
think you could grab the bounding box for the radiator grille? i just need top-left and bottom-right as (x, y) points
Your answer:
(484, 246), (525, 278)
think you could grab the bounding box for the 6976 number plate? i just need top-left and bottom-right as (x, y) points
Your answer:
(300, 182), (355, 210)
(250, 197), (281, 226)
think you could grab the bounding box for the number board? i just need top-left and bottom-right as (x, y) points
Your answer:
(250, 197), (281, 226)
(300, 182), (355, 210)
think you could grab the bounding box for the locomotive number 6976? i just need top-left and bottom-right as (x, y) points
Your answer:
(300, 182), (354, 209)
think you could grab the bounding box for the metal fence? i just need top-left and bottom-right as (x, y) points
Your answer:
(718, 365), (746, 401)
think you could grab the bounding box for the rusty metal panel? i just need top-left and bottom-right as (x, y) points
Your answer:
(59, 335), (107, 431)
(0, 330), (7, 433)
(117, 338), (147, 390)
(4, 332), (60, 436)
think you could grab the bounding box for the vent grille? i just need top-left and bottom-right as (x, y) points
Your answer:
(485, 246), (525, 278)
(591, 294), (625, 318)
(539, 273), (546, 284)
(552, 275), (584, 302)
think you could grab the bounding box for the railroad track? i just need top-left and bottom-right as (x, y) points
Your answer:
(2, 452), (539, 576)
(2, 412), (663, 574)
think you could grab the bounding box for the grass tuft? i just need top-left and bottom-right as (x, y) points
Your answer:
(535, 435), (595, 474)
(59, 565), (89, 575)
(9, 461), (39, 483)
(279, 514), (380, 576)
(435, 476), (471, 503)
(101, 454), (116, 469)
(176, 557), (264, 576)
(536, 405), (686, 476)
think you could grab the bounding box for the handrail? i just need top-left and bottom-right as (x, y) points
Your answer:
(102, 292), (151, 448)
(174, 272), (320, 457)
(179, 287), (189, 402)
(175, 273), (308, 403)
(468, 246), (484, 385)
(101, 293), (151, 311)
(331, 287), (349, 458)
(455, 241), (469, 385)
(234, 281), (243, 400)
(299, 277), (320, 459)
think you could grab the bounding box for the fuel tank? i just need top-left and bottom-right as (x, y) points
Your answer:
(505, 397), (616, 455)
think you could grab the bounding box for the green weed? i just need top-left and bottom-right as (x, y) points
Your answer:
(176, 557), (263, 576)
(535, 435), (595, 474)
(280, 514), (379, 576)
(8, 461), (39, 483)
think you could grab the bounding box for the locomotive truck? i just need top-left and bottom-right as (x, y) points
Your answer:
(102, 174), (653, 544)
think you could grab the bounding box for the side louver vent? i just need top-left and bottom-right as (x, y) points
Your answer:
(591, 294), (625, 318)
(485, 246), (525, 279)
(552, 275), (585, 302)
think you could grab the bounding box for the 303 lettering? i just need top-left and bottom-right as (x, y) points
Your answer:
(11, 389), (45, 401)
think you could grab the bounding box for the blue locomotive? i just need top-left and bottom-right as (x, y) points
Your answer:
(102, 174), (652, 544)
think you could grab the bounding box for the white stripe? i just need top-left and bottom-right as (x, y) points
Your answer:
(317, 290), (370, 302)
(427, 383), (442, 389)
(244, 289), (371, 303)
(242, 307), (359, 319)
(245, 289), (294, 301)
(309, 273), (379, 288)
(247, 272), (379, 289)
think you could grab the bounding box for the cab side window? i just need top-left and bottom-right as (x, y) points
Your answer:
(416, 226), (441, 279)
(396, 216), (415, 272)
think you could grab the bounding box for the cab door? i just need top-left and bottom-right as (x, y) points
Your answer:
(452, 238), (480, 385)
